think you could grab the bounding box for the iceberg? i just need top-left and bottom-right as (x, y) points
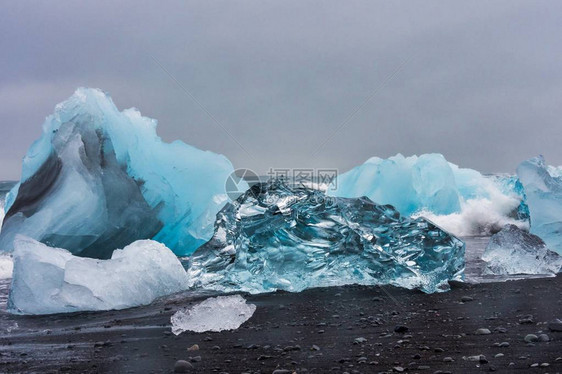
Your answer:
(171, 295), (256, 334)
(517, 156), (562, 255)
(482, 224), (562, 275)
(187, 180), (465, 294)
(330, 154), (527, 236)
(8, 236), (189, 315)
(0, 88), (243, 257)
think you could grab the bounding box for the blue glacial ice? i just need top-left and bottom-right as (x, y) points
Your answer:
(482, 224), (562, 275)
(187, 180), (465, 294)
(329, 153), (527, 236)
(517, 156), (562, 255)
(0, 88), (244, 257)
(8, 236), (189, 315)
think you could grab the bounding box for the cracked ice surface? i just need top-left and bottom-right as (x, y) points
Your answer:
(188, 180), (465, 294)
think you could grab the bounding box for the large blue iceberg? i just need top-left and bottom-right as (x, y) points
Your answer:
(0, 88), (244, 257)
(329, 154), (527, 236)
(188, 180), (465, 294)
(517, 156), (562, 255)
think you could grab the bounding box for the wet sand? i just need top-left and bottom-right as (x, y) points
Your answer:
(1, 275), (561, 373)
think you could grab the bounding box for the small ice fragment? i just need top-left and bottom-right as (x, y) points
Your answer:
(482, 224), (562, 275)
(3, 322), (18, 334)
(171, 295), (256, 334)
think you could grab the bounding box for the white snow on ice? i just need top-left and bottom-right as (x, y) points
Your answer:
(8, 236), (189, 314)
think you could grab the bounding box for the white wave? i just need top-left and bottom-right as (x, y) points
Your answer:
(0, 255), (13, 279)
(413, 185), (528, 236)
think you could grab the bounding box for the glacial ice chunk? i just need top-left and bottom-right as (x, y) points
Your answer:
(171, 295), (256, 334)
(188, 180), (465, 294)
(482, 224), (562, 275)
(330, 153), (526, 236)
(8, 236), (189, 315)
(517, 156), (562, 255)
(0, 88), (243, 257)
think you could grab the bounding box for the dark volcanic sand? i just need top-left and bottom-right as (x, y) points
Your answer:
(1, 276), (562, 374)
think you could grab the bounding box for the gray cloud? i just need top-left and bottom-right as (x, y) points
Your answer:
(1, 0), (561, 180)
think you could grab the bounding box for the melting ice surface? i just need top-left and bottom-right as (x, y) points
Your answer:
(482, 224), (562, 275)
(517, 156), (562, 255)
(329, 154), (527, 236)
(0, 88), (243, 258)
(188, 180), (465, 294)
(8, 237), (189, 315)
(171, 295), (256, 334)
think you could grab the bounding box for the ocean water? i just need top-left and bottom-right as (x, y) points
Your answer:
(0, 181), (15, 195)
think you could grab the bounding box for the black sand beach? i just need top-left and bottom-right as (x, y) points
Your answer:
(1, 275), (561, 373)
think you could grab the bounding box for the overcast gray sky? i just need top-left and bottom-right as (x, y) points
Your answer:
(1, 1), (561, 180)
